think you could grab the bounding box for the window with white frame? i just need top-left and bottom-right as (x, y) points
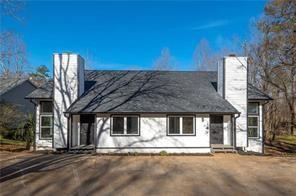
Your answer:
(39, 101), (53, 139)
(40, 115), (53, 139)
(168, 116), (195, 135)
(248, 102), (259, 138)
(40, 101), (53, 113)
(111, 116), (139, 136)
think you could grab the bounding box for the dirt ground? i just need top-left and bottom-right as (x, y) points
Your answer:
(0, 152), (295, 196)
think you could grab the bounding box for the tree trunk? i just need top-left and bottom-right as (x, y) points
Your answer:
(272, 131), (276, 141)
(291, 111), (295, 135)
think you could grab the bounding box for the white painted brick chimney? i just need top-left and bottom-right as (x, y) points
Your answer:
(53, 53), (85, 148)
(218, 56), (248, 148)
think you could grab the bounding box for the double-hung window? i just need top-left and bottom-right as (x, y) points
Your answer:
(168, 116), (195, 135)
(248, 102), (259, 138)
(40, 101), (53, 139)
(111, 115), (140, 136)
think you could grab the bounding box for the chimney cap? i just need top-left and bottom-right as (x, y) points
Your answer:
(228, 54), (236, 57)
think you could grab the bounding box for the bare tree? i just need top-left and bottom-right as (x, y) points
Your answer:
(246, 0), (296, 136)
(0, 0), (25, 22)
(153, 48), (175, 70)
(193, 39), (219, 71)
(193, 38), (241, 71)
(0, 31), (27, 78)
(0, 0), (27, 78)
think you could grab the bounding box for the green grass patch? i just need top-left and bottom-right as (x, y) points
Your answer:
(277, 135), (296, 145)
(0, 137), (26, 146)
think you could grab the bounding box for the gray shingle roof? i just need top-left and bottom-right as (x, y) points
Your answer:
(248, 84), (272, 100)
(0, 78), (27, 96)
(66, 70), (238, 113)
(26, 70), (271, 113)
(25, 80), (53, 99)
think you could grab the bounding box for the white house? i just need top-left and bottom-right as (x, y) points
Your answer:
(26, 53), (272, 153)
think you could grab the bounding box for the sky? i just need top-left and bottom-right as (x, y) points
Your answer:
(2, 0), (267, 74)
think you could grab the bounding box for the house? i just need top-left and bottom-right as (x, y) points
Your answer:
(0, 77), (37, 115)
(26, 53), (272, 153)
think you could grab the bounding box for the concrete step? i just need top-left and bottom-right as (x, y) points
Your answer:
(212, 148), (237, 153)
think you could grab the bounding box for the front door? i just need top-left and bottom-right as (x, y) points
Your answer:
(210, 115), (223, 144)
(80, 114), (95, 145)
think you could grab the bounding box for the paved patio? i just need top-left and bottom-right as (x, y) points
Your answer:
(0, 152), (295, 196)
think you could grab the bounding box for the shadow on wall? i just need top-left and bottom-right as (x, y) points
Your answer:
(54, 54), (80, 148)
(96, 116), (184, 150)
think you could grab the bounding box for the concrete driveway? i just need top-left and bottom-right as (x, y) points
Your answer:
(0, 152), (295, 196)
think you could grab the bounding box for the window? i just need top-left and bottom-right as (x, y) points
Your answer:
(111, 116), (139, 136)
(248, 102), (259, 115)
(169, 117), (180, 134)
(40, 115), (53, 139)
(40, 101), (53, 113)
(39, 101), (53, 139)
(248, 116), (259, 137)
(168, 116), (195, 135)
(248, 102), (260, 138)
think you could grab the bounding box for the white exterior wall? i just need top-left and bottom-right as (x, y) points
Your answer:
(71, 115), (80, 147)
(223, 115), (232, 145)
(53, 53), (84, 148)
(35, 101), (52, 150)
(246, 103), (264, 153)
(223, 57), (248, 148)
(95, 114), (211, 153)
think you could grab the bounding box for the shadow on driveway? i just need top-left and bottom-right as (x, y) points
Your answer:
(0, 153), (84, 183)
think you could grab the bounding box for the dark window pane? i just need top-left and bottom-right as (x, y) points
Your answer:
(183, 117), (194, 134)
(248, 128), (258, 137)
(41, 128), (52, 138)
(169, 117), (180, 134)
(127, 117), (138, 134)
(248, 103), (259, 114)
(248, 117), (258, 126)
(41, 116), (52, 126)
(113, 117), (124, 134)
(41, 102), (53, 113)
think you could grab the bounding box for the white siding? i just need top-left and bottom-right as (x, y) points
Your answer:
(71, 115), (80, 147)
(35, 101), (52, 150)
(246, 103), (264, 153)
(53, 53), (84, 148)
(223, 115), (232, 145)
(95, 114), (211, 153)
(224, 57), (248, 148)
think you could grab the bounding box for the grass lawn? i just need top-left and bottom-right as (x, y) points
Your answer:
(0, 137), (27, 152)
(277, 135), (296, 145)
(265, 134), (296, 156)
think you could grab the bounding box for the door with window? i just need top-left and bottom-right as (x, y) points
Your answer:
(210, 115), (223, 144)
(80, 114), (95, 145)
